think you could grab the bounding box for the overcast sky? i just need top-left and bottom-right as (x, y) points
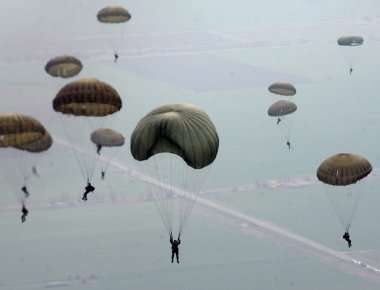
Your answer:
(1, 1), (380, 289)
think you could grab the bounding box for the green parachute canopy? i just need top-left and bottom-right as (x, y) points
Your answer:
(267, 100), (297, 117)
(130, 103), (219, 169)
(268, 82), (296, 96)
(91, 128), (125, 147)
(317, 153), (372, 186)
(53, 78), (122, 117)
(45, 55), (83, 78)
(0, 113), (46, 147)
(97, 6), (131, 23)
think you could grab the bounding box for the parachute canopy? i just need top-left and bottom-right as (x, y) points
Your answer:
(268, 100), (297, 117)
(317, 153), (372, 186)
(97, 6), (131, 23)
(53, 78), (122, 117)
(337, 36), (364, 47)
(130, 103), (219, 169)
(0, 113), (46, 147)
(45, 56), (83, 78)
(15, 131), (53, 153)
(91, 128), (125, 147)
(268, 82), (296, 96)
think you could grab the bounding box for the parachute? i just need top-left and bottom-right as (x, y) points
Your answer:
(317, 153), (372, 231)
(267, 100), (297, 149)
(268, 82), (296, 96)
(131, 103), (219, 235)
(337, 36), (364, 47)
(0, 114), (48, 222)
(53, 78), (122, 116)
(337, 36), (364, 73)
(53, 78), (122, 187)
(91, 128), (125, 149)
(131, 104), (219, 169)
(97, 6), (131, 23)
(0, 113), (46, 147)
(45, 56), (83, 79)
(97, 6), (131, 56)
(91, 128), (125, 177)
(0, 113), (47, 185)
(267, 100), (297, 117)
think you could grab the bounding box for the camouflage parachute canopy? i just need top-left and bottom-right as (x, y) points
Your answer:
(53, 78), (122, 117)
(337, 36), (364, 47)
(268, 82), (296, 96)
(15, 131), (53, 153)
(130, 103), (219, 169)
(45, 55), (83, 78)
(267, 100), (297, 117)
(97, 6), (131, 23)
(91, 128), (125, 147)
(317, 153), (372, 186)
(0, 113), (46, 147)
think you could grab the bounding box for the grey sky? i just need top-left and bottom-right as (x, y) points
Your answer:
(1, 1), (380, 289)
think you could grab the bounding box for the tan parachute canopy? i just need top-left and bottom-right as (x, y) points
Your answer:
(337, 36), (364, 47)
(130, 103), (219, 169)
(53, 78), (122, 116)
(45, 56), (83, 78)
(0, 113), (46, 147)
(268, 82), (296, 96)
(267, 100), (297, 117)
(317, 153), (372, 186)
(97, 6), (131, 23)
(15, 131), (53, 153)
(91, 128), (125, 147)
